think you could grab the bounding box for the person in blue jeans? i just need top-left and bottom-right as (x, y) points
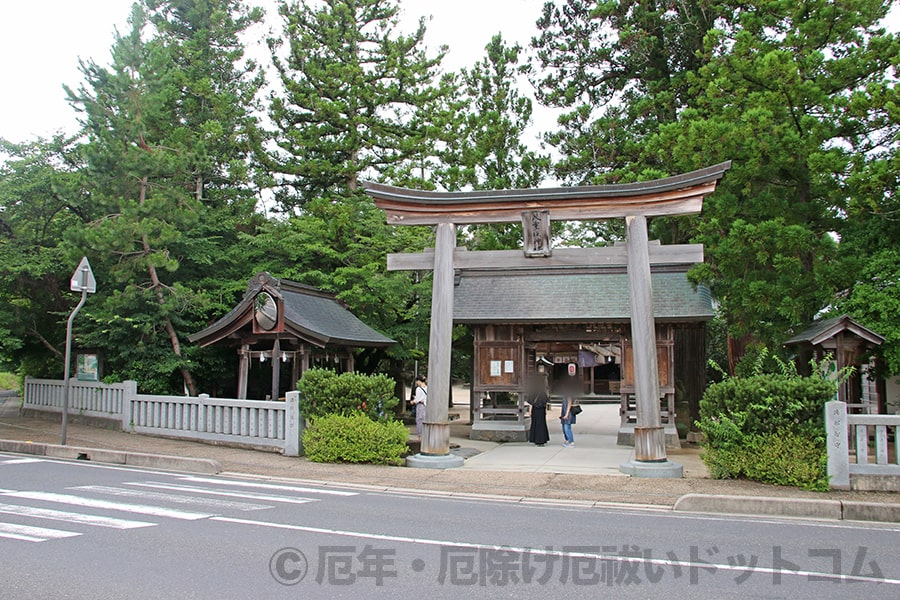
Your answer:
(560, 394), (576, 447)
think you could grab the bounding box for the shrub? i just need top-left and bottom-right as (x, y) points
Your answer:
(743, 431), (828, 491)
(302, 412), (409, 465)
(298, 368), (397, 422)
(696, 353), (837, 490)
(699, 374), (835, 443)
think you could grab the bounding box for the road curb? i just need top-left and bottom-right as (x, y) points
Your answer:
(842, 501), (900, 524)
(674, 493), (900, 523)
(674, 493), (842, 520)
(0, 438), (222, 475)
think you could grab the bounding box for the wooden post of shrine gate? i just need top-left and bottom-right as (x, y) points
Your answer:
(364, 162), (730, 473)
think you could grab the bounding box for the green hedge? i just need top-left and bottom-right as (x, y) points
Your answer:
(697, 371), (836, 491)
(302, 413), (409, 465)
(297, 368), (397, 422)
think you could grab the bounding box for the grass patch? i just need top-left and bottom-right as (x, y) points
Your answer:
(0, 372), (18, 391)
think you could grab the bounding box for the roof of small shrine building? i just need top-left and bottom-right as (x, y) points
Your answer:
(189, 273), (394, 348)
(784, 314), (884, 348)
(453, 268), (713, 324)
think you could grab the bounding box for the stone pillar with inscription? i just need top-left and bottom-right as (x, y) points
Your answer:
(825, 400), (850, 490)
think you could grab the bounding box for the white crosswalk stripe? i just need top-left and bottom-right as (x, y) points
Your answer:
(176, 476), (359, 496)
(0, 522), (81, 542)
(0, 476), (357, 545)
(69, 485), (273, 511)
(125, 481), (319, 505)
(1, 491), (214, 520)
(0, 502), (154, 529)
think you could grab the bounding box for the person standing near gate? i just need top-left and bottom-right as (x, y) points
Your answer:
(526, 374), (551, 446)
(560, 392), (577, 448)
(412, 375), (427, 440)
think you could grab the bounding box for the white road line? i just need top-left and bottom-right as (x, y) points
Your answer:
(124, 482), (316, 505)
(212, 516), (900, 587)
(0, 522), (81, 542)
(1, 491), (213, 521)
(1, 458), (44, 465)
(0, 502), (155, 529)
(69, 485), (272, 511)
(177, 476), (358, 496)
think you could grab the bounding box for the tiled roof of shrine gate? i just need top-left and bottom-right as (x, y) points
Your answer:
(453, 269), (714, 324)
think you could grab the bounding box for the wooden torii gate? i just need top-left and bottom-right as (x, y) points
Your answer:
(363, 161), (730, 474)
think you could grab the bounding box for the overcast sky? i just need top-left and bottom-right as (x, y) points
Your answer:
(2, 1), (897, 146)
(0, 0), (549, 143)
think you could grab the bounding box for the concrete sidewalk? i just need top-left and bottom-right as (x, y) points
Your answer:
(2, 393), (900, 522)
(454, 402), (709, 477)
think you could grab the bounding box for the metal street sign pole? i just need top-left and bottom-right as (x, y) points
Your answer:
(61, 257), (96, 446)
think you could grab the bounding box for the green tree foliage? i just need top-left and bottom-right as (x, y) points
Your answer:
(689, 219), (839, 345)
(257, 0), (452, 378)
(532, 0), (899, 359)
(263, 0), (447, 207)
(437, 34), (550, 251)
(63, 0), (265, 393)
(0, 136), (88, 375)
(531, 0), (721, 184)
(666, 0), (899, 349)
(834, 250), (900, 375)
(439, 34), (548, 193)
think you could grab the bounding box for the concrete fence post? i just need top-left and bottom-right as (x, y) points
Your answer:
(284, 391), (303, 457)
(825, 400), (850, 490)
(121, 380), (137, 431)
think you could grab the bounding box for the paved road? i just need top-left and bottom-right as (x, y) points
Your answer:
(2, 453), (899, 599)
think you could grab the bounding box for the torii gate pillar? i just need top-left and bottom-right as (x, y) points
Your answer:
(619, 215), (683, 477)
(406, 222), (464, 468)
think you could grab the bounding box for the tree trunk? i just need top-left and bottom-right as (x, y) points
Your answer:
(138, 176), (197, 395)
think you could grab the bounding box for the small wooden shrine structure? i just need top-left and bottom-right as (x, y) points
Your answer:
(364, 161), (730, 475)
(189, 272), (394, 400)
(785, 314), (886, 413)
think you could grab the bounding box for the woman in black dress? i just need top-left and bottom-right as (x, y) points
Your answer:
(527, 376), (551, 446)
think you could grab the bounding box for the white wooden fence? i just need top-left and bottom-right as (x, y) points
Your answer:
(23, 377), (302, 456)
(826, 400), (900, 490)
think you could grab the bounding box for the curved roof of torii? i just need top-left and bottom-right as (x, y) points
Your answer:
(362, 161), (732, 225)
(188, 273), (395, 349)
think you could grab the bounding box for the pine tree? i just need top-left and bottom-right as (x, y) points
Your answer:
(531, 0), (899, 356)
(262, 0), (447, 209)
(668, 0), (900, 346)
(64, 0), (265, 393)
(437, 33), (550, 250)
(531, 0), (720, 184)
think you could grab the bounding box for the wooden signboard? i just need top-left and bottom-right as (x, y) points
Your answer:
(622, 343), (673, 392)
(475, 341), (522, 391)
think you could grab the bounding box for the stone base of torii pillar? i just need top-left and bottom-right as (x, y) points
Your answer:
(406, 453), (465, 469)
(619, 460), (684, 478)
(619, 426), (684, 477)
(406, 422), (464, 469)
